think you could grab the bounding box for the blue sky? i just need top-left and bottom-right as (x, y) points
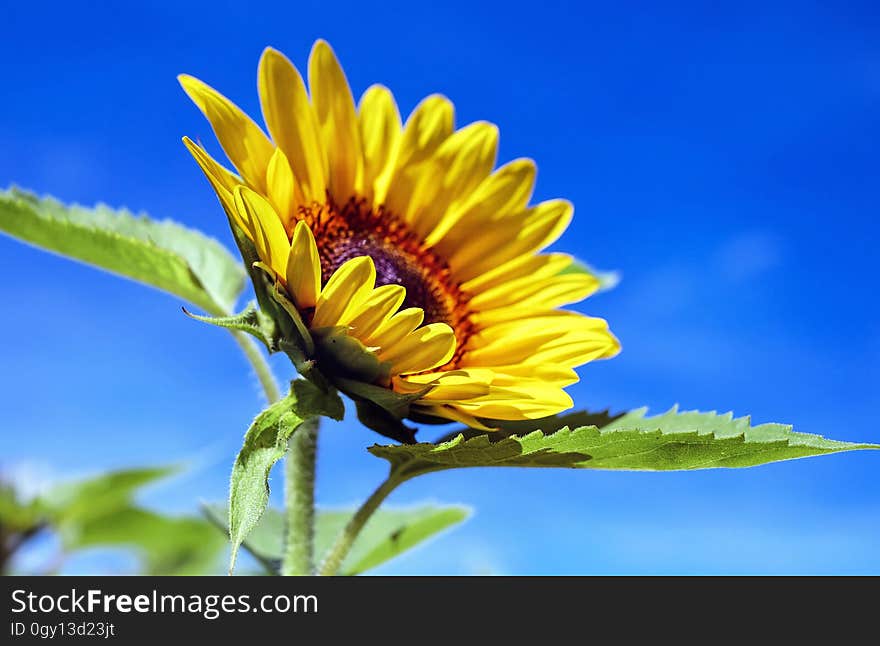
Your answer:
(1, 1), (878, 574)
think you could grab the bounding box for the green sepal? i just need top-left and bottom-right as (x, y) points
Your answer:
(269, 281), (314, 356)
(225, 218), (300, 344)
(225, 219), (321, 372)
(227, 379), (344, 574)
(409, 409), (463, 427)
(278, 338), (330, 391)
(183, 301), (277, 351)
(354, 399), (418, 444)
(332, 377), (434, 443)
(313, 326), (391, 383)
(335, 378), (431, 420)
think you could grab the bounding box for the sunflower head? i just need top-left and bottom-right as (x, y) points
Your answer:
(180, 40), (620, 440)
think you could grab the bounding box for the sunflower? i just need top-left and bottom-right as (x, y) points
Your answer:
(180, 40), (619, 431)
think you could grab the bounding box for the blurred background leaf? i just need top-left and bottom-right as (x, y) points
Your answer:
(0, 480), (47, 532)
(1, 465), (223, 575)
(42, 466), (176, 529)
(321, 505), (472, 575)
(69, 507), (224, 575)
(204, 502), (470, 575)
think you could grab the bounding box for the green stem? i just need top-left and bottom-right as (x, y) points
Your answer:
(281, 418), (319, 576)
(318, 472), (405, 576)
(229, 330), (281, 403)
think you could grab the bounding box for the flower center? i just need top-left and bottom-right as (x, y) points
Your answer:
(323, 233), (452, 323)
(298, 197), (474, 361)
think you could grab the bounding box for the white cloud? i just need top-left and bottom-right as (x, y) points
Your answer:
(716, 231), (783, 282)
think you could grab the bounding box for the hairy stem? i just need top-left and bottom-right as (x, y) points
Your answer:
(229, 330), (281, 404)
(282, 418), (320, 576)
(318, 473), (404, 576)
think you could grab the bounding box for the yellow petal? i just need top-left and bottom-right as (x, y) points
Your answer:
(381, 94), (454, 211)
(487, 364), (580, 387)
(358, 84), (402, 204)
(469, 312), (612, 346)
(454, 385), (574, 420)
(457, 377), (574, 405)
(265, 147), (301, 229)
(285, 221), (321, 309)
(179, 74), (274, 192)
(462, 315), (620, 368)
(182, 137), (240, 220)
(461, 252), (572, 294)
(394, 370), (498, 402)
(308, 40), (362, 203)
(257, 47), (327, 204)
(427, 158), (536, 248)
(312, 256), (376, 328)
(364, 307), (424, 348)
(527, 337), (621, 366)
(449, 199), (574, 282)
(233, 186), (291, 277)
(473, 310), (608, 343)
(396, 95), (455, 168)
(397, 368), (491, 386)
(461, 329), (564, 367)
(404, 365), (577, 391)
(469, 272), (599, 313)
(407, 121), (498, 240)
(409, 369), (578, 423)
(347, 284), (407, 339)
(378, 323), (456, 374)
(409, 381), (491, 403)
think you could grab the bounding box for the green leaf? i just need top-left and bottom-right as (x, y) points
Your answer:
(227, 380), (343, 573)
(370, 406), (879, 477)
(9, 466), (223, 575)
(2, 466), (223, 574)
(69, 506), (225, 575)
(203, 502), (469, 575)
(203, 502), (281, 574)
(0, 187), (246, 314)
